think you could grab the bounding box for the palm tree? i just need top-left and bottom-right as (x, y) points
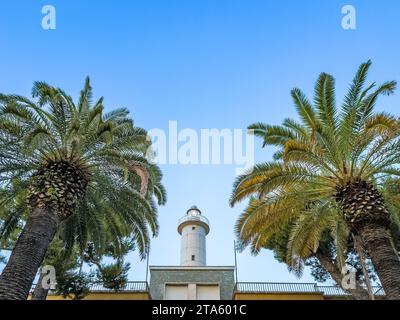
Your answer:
(231, 61), (400, 299)
(286, 210), (377, 299)
(31, 238), (84, 300)
(31, 218), (140, 300)
(236, 197), (372, 299)
(0, 175), (145, 300)
(0, 78), (166, 300)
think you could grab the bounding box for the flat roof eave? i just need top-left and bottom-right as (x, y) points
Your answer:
(149, 266), (235, 271)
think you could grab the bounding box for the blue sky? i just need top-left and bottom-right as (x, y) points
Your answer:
(1, 0), (400, 284)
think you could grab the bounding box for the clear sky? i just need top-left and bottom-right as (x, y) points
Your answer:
(1, 0), (400, 284)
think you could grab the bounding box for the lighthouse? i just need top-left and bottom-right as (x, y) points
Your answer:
(177, 206), (210, 266)
(149, 205), (234, 300)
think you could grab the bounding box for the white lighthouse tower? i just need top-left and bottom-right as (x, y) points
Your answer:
(177, 206), (210, 266)
(150, 205), (234, 300)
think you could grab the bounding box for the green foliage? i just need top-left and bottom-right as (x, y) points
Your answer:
(83, 240), (132, 291)
(96, 261), (130, 291)
(231, 61), (400, 282)
(304, 257), (331, 283)
(43, 237), (80, 274)
(263, 222), (377, 285)
(56, 271), (94, 300)
(0, 178), (28, 246)
(0, 78), (167, 263)
(263, 224), (291, 263)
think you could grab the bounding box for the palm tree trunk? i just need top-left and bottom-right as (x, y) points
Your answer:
(316, 250), (369, 300)
(359, 223), (400, 300)
(32, 272), (49, 300)
(0, 207), (59, 300)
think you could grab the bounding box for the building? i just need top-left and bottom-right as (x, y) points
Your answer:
(149, 206), (235, 300)
(40, 206), (384, 300)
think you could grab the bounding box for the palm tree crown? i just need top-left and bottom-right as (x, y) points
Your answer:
(0, 78), (166, 299)
(230, 61), (400, 299)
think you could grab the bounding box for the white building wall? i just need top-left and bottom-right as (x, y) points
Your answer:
(180, 224), (207, 266)
(196, 285), (220, 300)
(164, 283), (220, 300)
(165, 285), (188, 300)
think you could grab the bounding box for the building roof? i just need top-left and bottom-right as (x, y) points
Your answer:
(149, 266), (235, 270)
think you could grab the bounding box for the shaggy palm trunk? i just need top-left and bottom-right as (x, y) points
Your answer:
(0, 160), (87, 300)
(32, 272), (49, 300)
(0, 207), (59, 300)
(316, 250), (369, 300)
(336, 179), (400, 300)
(358, 223), (400, 299)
